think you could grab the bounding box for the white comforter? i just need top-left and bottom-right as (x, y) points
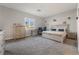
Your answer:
(42, 31), (67, 43)
(43, 31), (66, 36)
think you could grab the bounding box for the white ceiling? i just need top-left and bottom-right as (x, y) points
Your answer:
(0, 3), (77, 18)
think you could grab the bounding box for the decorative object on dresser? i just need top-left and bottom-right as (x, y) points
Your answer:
(0, 30), (4, 55)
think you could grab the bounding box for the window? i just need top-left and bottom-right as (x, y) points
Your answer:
(24, 18), (34, 28)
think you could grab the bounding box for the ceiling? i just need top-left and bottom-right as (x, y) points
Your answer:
(0, 3), (77, 18)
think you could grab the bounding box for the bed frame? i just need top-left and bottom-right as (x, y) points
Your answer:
(42, 31), (66, 43)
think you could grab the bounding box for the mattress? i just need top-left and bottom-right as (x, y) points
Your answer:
(42, 31), (66, 36)
(42, 31), (67, 43)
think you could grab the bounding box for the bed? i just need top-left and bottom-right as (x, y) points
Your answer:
(42, 24), (67, 43)
(42, 31), (66, 43)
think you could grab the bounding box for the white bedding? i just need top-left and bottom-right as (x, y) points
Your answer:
(43, 31), (66, 36)
(42, 31), (67, 43)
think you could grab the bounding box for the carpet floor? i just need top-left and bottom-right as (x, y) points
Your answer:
(4, 36), (79, 55)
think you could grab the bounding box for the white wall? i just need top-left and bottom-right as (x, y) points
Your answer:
(0, 7), (4, 29)
(77, 4), (79, 52)
(0, 6), (45, 40)
(44, 9), (77, 33)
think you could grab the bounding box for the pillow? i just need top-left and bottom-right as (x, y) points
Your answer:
(58, 29), (64, 31)
(51, 29), (56, 31)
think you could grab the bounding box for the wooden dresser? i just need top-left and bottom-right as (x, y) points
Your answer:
(67, 32), (77, 39)
(13, 23), (37, 39)
(13, 23), (26, 39)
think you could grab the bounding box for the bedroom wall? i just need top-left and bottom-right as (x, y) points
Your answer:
(77, 4), (79, 52)
(0, 7), (4, 29)
(44, 9), (77, 33)
(0, 6), (45, 40)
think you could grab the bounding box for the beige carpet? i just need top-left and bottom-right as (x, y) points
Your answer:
(5, 36), (79, 55)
